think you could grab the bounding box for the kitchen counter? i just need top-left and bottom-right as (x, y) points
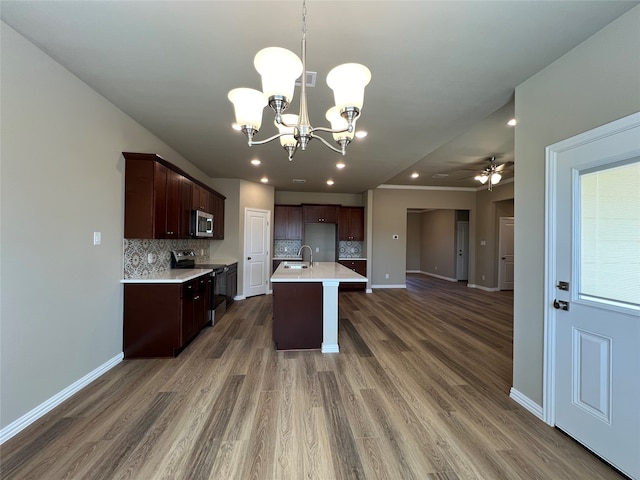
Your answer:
(270, 262), (366, 353)
(271, 261), (367, 283)
(121, 268), (212, 284)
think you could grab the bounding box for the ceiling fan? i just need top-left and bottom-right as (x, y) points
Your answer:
(464, 156), (514, 191)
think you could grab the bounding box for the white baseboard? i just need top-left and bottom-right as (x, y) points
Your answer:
(509, 387), (544, 421)
(467, 283), (500, 292)
(371, 284), (407, 289)
(406, 269), (421, 273)
(321, 343), (339, 353)
(0, 352), (124, 444)
(418, 271), (458, 282)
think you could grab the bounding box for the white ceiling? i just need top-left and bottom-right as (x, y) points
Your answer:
(2, 1), (637, 193)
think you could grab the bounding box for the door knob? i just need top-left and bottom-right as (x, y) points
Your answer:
(247, 257), (252, 260)
(553, 299), (570, 311)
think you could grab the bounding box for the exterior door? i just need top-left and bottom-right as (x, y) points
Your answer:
(498, 217), (514, 290)
(546, 113), (640, 479)
(456, 221), (469, 280)
(244, 208), (270, 298)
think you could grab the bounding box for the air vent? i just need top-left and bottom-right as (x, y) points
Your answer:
(295, 71), (317, 87)
(432, 173), (449, 179)
(292, 179), (307, 184)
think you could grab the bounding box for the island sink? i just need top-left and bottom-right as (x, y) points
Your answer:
(283, 261), (309, 269)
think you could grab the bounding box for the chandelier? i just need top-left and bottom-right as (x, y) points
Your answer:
(227, 0), (371, 162)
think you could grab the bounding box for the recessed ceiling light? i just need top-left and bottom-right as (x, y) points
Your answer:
(336, 162), (346, 169)
(232, 123), (242, 131)
(507, 118), (517, 126)
(260, 176), (269, 183)
(411, 172), (419, 179)
(355, 130), (368, 139)
(251, 159), (261, 166)
(326, 179), (334, 186)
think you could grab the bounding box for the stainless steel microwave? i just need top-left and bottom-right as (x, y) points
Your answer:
(191, 210), (213, 238)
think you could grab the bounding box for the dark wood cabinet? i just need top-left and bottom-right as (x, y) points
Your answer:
(210, 192), (225, 239)
(274, 205), (303, 239)
(338, 259), (367, 291)
(123, 152), (225, 240)
(272, 282), (323, 350)
(191, 183), (209, 212)
(123, 273), (210, 358)
(303, 204), (339, 224)
(339, 207), (365, 241)
(226, 263), (237, 306)
(124, 158), (182, 239)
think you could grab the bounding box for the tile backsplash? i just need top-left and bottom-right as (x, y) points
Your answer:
(273, 239), (364, 259)
(338, 240), (363, 258)
(273, 240), (302, 258)
(123, 238), (211, 278)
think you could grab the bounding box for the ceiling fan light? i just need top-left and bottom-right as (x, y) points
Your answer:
(326, 63), (371, 111)
(475, 173), (489, 184)
(228, 88), (267, 130)
(491, 172), (502, 184)
(254, 47), (303, 104)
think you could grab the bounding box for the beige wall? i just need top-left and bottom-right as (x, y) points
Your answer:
(370, 187), (477, 286)
(275, 191), (364, 206)
(0, 23), (212, 430)
(475, 181), (514, 288)
(513, 6), (640, 406)
(420, 210), (457, 279)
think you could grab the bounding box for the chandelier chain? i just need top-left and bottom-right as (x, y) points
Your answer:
(302, 0), (307, 35)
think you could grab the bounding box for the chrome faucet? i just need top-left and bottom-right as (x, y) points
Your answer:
(298, 244), (313, 266)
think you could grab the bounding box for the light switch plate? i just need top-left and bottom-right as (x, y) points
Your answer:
(93, 231), (101, 245)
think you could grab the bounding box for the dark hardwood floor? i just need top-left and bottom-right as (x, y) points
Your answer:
(0, 274), (624, 479)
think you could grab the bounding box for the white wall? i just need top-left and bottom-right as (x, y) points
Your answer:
(0, 23), (212, 431)
(513, 6), (640, 405)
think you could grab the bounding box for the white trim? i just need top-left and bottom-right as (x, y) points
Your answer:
(377, 184), (477, 192)
(543, 112), (640, 428)
(509, 387), (544, 421)
(467, 283), (500, 292)
(321, 343), (339, 353)
(365, 288), (373, 294)
(0, 353), (124, 444)
(418, 271), (458, 283)
(406, 269), (421, 274)
(371, 284), (406, 289)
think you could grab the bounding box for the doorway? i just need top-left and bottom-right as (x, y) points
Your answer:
(498, 216), (514, 290)
(244, 208), (270, 298)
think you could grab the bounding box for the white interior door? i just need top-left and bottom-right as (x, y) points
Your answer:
(244, 208), (270, 298)
(456, 221), (469, 280)
(547, 113), (640, 479)
(498, 217), (514, 290)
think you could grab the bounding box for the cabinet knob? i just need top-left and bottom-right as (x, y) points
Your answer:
(194, 296), (200, 300)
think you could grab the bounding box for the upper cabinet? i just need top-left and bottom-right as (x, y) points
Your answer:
(303, 204), (339, 224)
(210, 192), (225, 240)
(123, 152), (225, 239)
(274, 205), (303, 240)
(339, 207), (365, 241)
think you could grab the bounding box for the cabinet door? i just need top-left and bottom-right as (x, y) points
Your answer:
(339, 207), (364, 241)
(181, 178), (193, 238)
(181, 280), (196, 343)
(210, 193), (225, 239)
(165, 169), (182, 238)
(153, 163), (169, 237)
(191, 184), (209, 212)
(338, 260), (366, 291)
(287, 206), (303, 239)
(274, 205), (288, 240)
(303, 205), (338, 224)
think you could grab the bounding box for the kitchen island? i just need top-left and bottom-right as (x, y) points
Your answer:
(270, 261), (367, 352)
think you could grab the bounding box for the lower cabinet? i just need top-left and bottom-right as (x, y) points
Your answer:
(338, 259), (367, 291)
(226, 263), (237, 307)
(123, 273), (210, 358)
(272, 282), (323, 350)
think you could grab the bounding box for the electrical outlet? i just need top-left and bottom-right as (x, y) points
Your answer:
(316, 247), (319, 252)
(200, 249), (204, 255)
(93, 231), (101, 245)
(385, 273), (389, 279)
(148, 253), (155, 264)
(435, 266), (438, 270)
(482, 274), (486, 280)
(284, 247), (287, 252)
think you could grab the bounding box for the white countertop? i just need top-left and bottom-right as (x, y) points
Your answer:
(271, 262), (367, 283)
(121, 268), (212, 284)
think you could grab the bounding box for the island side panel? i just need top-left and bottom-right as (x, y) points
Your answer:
(272, 282), (323, 350)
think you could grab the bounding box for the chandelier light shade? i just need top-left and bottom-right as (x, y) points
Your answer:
(491, 172), (502, 184)
(228, 0), (371, 162)
(254, 47), (303, 108)
(227, 88), (267, 131)
(475, 173), (489, 184)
